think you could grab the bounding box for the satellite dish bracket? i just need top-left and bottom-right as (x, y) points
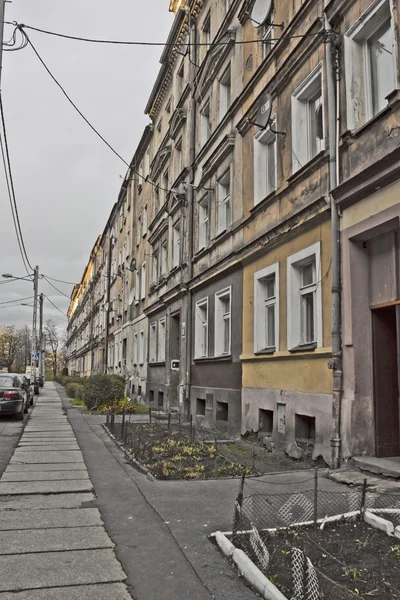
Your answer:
(250, 18), (284, 29)
(247, 117), (286, 135)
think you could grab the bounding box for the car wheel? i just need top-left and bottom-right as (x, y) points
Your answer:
(29, 398), (33, 406)
(24, 403), (28, 414)
(16, 407), (24, 421)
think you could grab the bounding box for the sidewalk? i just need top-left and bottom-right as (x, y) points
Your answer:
(0, 382), (131, 599)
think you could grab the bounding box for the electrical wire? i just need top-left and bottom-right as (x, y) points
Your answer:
(0, 277), (32, 285)
(0, 295), (34, 305)
(44, 295), (68, 320)
(0, 94), (33, 276)
(42, 274), (77, 286)
(43, 276), (72, 299)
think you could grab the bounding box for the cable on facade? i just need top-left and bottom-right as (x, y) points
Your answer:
(0, 95), (33, 277)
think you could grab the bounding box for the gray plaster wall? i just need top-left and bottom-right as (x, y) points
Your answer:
(242, 387), (333, 465)
(190, 386), (241, 434)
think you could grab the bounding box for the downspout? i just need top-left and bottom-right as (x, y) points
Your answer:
(324, 14), (342, 469)
(185, 8), (197, 411)
(104, 234), (112, 374)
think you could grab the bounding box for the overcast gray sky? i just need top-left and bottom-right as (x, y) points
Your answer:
(0, 0), (173, 331)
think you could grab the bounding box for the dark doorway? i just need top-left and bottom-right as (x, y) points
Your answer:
(169, 313), (181, 407)
(372, 305), (400, 457)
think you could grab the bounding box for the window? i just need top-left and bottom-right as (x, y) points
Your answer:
(149, 322), (157, 362)
(134, 270), (140, 304)
(254, 119), (277, 204)
(175, 138), (182, 178)
(291, 65), (324, 173)
(176, 61), (184, 98)
(140, 262), (146, 299)
(158, 391), (164, 408)
(158, 318), (166, 362)
(215, 288), (231, 356)
(126, 230), (131, 258)
(216, 401), (229, 421)
(217, 169), (231, 233)
(157, 119), (162, 133)
(219, 65), (231, 119)
(194, 298), (208, 358)
(139, 330), (144, 364)
(287, 243), (322, 350)
(153, 186), (160, 216)
(166, 98), (171, 114)
(144, 147), (150, 176)
(163, 170), (169, 200)
(152, 250), (159, 284)
(133, 333), (138, 365)
(161, 240), (168, 276)
(200, 100), (211, 146)
(254, 263), (279, 353)
(196, 398), (206, 416)
(172, 221), (181, 268)
(202, 13), (211, 50)
(136, 215), (141, 246)
(262, 23), (274, 59)
(345, 0), (396, 129)
(198, 195), (209, 250)
(143, 206), (148, 236)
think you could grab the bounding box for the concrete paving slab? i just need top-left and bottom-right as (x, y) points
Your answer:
(0, 493), (95, 511)
(21, 436), (76, 440)
(0, 548), (126, 591)
(0, 526), (113, 555)
(0, 507), (102, 530)
(0, 583), (132, 600)
(5, 463), (87, 472)
(0, 479), (93, 495)
(1, 470), (89, 482)
(16, 446), (80, 451)
(24, 428), (72, 432)
(11, 451), (85, 463)
(352, 455), (400, 478)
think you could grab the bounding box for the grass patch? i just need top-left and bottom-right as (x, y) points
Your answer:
(71, 398), (85, 407)
(225, 443), (253, 456)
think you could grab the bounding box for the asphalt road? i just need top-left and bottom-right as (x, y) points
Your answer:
(0, 403), (31, 478)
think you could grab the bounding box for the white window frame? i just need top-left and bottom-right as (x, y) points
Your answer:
(134, 270), (140, 304)
(194, 297), (209, 358)
(344, 0), (397, 130)
(214, 287), (232, 356)
(152, 249), (159, 284)
(149, 322), (157, 363)
(202, 13), (211, 50)
(143, 206), (148, 236)
(139, 330), (144, 364)
(136, 215), (141, 246)
(140, 262), (146, 299)
(133, 332), (138, 365)
(161, 239), (168, 276)
(253, 118), (277, 205)
(219, 65), (231, 119)
(217, 168), (231, 234)
(291, 64), (325, 174)
(287, 242), (322, 350)
(198, 195), (210, 250)
(172, 221), (181, 268)
(200, 100), (211, 146)
(254, 263), (279, 353)
(158, 318), (166, 362)
(175, 138), (182, 178)
(262, 21), (274, 59)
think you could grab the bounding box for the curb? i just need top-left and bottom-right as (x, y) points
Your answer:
(214, 531), (288, 600)
(101, 424), (156, 482)
(364, 510), (394, 535)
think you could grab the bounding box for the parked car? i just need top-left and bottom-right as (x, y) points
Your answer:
(7, 373), (33, 407)
(0, 374), (29, 420)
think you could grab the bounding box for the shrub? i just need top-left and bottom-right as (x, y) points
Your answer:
(101, 395), (149, 414)
(82, 374), (125, 411)
(74, 384), (84, 400)
(61, 367), (69, 376)
(66, 382), (79, 398)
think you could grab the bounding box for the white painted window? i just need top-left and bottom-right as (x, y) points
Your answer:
(287, 242), (322, 350)
(194, 298), (209, 358)
(152, 249), (159, 284)
(140, 262), (146, 299)
(149, 322), (157, 362)
(153, 186), (160, 216)
(215, 287), (231, 356)
(219, 65), (231, 119)
(254, 263), (279, 353)
(143, 206), (148, 236)
(262, 22), (274, 59)
(198, 195), (209, 250)
(158, 318), (166, 362)
(136, 215), (141, 246)
(134, 270), (140, 304)
(291, 65), (324, 173)
(344, 0), (396, 129)
(254, 120), (277, 205)
(217, 169), (231, 233)
(144, 146), (150, 176)
(175, 138), (182, 178)
(161, 239), (168, 276)
(172, 221), (181, 268)
(200, 100), (211, 146)
(139, 330), (144, 364)
(133, 332), (138, 365)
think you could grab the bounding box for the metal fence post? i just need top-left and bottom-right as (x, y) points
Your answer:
(360, 478), (367, 518)
(149, 406), (152, 424)
(168, 412), (171, 430)
(313, 467), (318, 528)
(190, 414), (193, 441)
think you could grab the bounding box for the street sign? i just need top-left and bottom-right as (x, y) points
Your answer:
(32, 352), (40, 361)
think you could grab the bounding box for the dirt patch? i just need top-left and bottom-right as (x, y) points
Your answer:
(241, 518), (400, 598)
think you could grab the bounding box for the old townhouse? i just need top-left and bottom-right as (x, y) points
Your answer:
(329, 0), (400, 462)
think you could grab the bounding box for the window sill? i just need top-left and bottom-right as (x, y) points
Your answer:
(287, 151), (327, 186)
(170, 265), (180, 276)
(149, 361), (166, 367)
(288, 343), (317, 353)
(251, 190), (277, 216)
(193, 354), (232, 364)
(254, 347), (276, 355)
(342, 96), (400, 144)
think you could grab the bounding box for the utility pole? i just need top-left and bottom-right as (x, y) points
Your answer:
(31, 266), (39, 395)
(39, 293), (44, 381)
(0, 0), (6, 81)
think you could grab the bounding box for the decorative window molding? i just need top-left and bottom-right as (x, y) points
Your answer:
(198, 194), (210, 250)
(200, 99), (212, 147)
(172, 221), (181, 268)
(214, 287), (231, 356)
(254, 263), (279, 353)
(219, 63), (231, 119)
(139, 330), (144, 364)
(291, 64), (324, 174)
(254, 118), (277, 205)
(140, 262), (146, 300)
(149, 322), (157, 362)
(287, 242), (322, 350)
(158, 318), (166, 362)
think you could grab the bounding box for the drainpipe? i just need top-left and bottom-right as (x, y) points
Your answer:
(184, 9), (197, 412)
(324, 15), (342, 469)
(104, 234), (112, 374)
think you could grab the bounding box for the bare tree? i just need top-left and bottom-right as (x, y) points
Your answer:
(44, 320), (61, 377)
(13, 326), (31, 373)
(0, 326), (24, 372)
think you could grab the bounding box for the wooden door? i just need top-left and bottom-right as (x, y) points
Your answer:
(372, 306), (400, 457)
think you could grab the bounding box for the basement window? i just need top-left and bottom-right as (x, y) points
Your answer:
(216, 401), (229, 421)
(196, 398), (206, 416)
(259, 408), (273, 434)
(295, 413), (316, 442)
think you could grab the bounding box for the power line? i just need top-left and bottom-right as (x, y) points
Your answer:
(0, 295), (34, 305)
(0, 94), (33, 275)
(42, 274), (77, 286)
(0, 276), (32, 285)
(43, 276), (71, 299)
(44, 294), (68, 320)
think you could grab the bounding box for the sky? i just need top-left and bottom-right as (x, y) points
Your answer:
(0, 0), (174, 332)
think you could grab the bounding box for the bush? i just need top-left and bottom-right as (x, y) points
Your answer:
(74, 384), (84, 400)
(66, 382), (81, 398)
(61, 367), (69, 376)
(82, 374), (125, 411)
(55, 375), (84, 387)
